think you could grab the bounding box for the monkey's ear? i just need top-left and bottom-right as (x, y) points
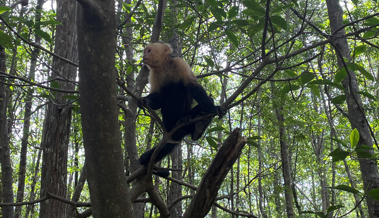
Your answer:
(164, 44), (172, 55)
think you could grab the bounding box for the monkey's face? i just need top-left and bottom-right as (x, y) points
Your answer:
(143, 46), (155, 66)
(143, 43), (172, 68)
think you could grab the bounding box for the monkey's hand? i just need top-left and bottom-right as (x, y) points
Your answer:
(215, 106), (226, 118)
(137, 97), (151, 109)
(177, 114), (192, 126)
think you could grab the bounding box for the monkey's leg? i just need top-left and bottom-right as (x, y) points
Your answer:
(139, 143), (179, 165)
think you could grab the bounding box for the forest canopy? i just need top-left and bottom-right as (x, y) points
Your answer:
(0, 0), (379, 217)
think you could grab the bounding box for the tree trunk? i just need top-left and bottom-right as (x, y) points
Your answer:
(271, 81), (295, 218)
(0, 44), (14, 218)
(25, 149), (42, 217)
(257, 89), (268, 218)
(326, 0), (379, 216)
(168, 20), (183, 218)
(77, 0), (133, 216)
(15, 1), (43, 217)
(39, 1), (77, 217)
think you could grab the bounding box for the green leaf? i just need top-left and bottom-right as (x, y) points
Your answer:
(356, 91), (376, 101)
(209, 7), (222, 21)
(208, 23), (218, 32)
(228, 6), (238, 19)
(310, 85), (320, 98)
(207, 126), (224, 133)
(329, 148), (349, 162)
(35, 29), (52, 43)
(351, 0), (358, 5)
(300, 72), (315, 84)
(281, 84), (300, 95)
(246, 136), (261, 147)
(327, 185), (360, 194)
(36, 20), (63, 27)
(284, 69), (297, 77)
(271, 3), (294, 14)
(247, 20), (265, 36)
(0, 30), (13, 49)
(367, 189), (379, 201)
(50, 80), (60, 89)
(327, 205), (344, 213)
(178, 16), (196, 30)
(362, 28), (378, 39)
(204, 57), (214, 67)
(350, 128), (359, 148)
(212, 7), (227, 18)
(225, 30), (239, 47)
(242, 0), (265, 16)
(197, 4), (204, 12)
(126, 65), (133, 74)
(355, 145), (373, 158)
(206, 136), (218, 149)
(332, 138), (348, 148)
(271, 15), (288, 30)
(354, 45), (367, 57)
(206, 0), (217, 8)
(365, 17), (379, 26)
(242, 9), (264, 18)
(307, 79), (345, 90)
(331, 95), (346, 104)
(246, 136), (262, 148)
(247, 140), (258, 148)
(231, 20), (250, 27)
(355, 64), (374, 81)
(334, 68), (347, 83)
(0, 6), (11, 14)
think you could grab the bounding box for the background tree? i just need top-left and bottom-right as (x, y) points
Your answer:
(39, 0), (77, 216)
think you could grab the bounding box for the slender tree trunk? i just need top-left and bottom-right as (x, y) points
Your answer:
(0, 44), (14, 218)
(15, 1), (43, 217)
(39, 1), (77, 217)
(168, 19), (183, 218)
(77, 0), (133, 216)
(257, 89), (268, 218)
(25, 148), (42, 217)
(320, 85), (366, 217)
(271, 81), (295, 217)
(326, 0), (379, 216)
(66, 161), (87, 218)
(275, 106), (295, 217)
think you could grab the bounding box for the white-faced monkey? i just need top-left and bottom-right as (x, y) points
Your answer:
(138, 42), (224, 166)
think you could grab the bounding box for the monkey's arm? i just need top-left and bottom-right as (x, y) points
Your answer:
(138, 92), (163, 110)
(188, 83), (216, 111)
(187, 83), (225, 117)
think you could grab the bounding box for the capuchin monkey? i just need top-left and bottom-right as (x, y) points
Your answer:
(138, 42), (224, 166)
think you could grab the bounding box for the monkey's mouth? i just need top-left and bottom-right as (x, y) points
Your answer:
(143, 58), (148, 63)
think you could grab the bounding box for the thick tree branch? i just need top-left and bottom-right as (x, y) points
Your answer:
(183, 128), (246, 218)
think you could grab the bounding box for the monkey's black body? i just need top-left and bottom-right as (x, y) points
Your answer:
(139, 80), (219, 165)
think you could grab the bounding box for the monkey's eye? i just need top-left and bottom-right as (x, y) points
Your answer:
(148, 49), (151, 53)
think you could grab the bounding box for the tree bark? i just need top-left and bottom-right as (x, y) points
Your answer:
(39, 1), (77, 217)
(25, 149), (42, 217)
(168, 19), (183, 218)
(326, 0), (379, 216)
(0, 45), (14, 218)
(77, 0), (133, 216)
(183, 129), (246, 218)
(271, 80), (295, 218)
